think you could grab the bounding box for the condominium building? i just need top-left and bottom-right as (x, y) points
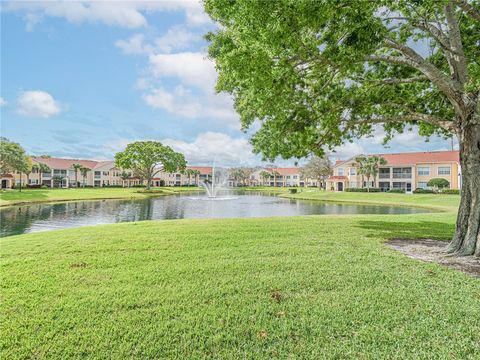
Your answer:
(249, 168), (318, 187)
(0, 157), (213, 189)
(326, 150), (461, 192)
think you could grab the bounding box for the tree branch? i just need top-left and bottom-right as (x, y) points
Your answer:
(453, 0), (480, 21)
(373, 75), (429, 84)
(444, 2), (469, 86)
(342, 113), (456, 132)
(372, 39), (464, 110)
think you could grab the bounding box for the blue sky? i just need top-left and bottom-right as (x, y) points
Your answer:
(1, 1), (457, 166)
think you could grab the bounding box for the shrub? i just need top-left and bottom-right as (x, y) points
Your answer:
(413, 188), (435, 194)
(442, 189), (460, 195)
(26, 184), (43, 189)
(345, 187), (380, 192)
(388, 189), (405, 194)
(289, 188), (298, 194)
(427, 178), (450, 189)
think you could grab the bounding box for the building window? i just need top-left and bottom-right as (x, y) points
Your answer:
(286, 175), (291, 179)
(349, 168), (356, 175)
(349, 181), (357, 188)
(417, 166), (430, 176)
(337, 168), (344, 176)
(438, 166), (451, 175)
(392, 167), (412, 179)
(379, 168), (390, 179)
(417, 182), (428, 189)
(379, 182), (390, 192)
(102, 171), (109, 176)
(293, 175), (297, 179)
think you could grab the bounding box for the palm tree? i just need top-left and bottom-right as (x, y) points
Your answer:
(366, 156), (387, 188)
(80, 167), (91, 188)
(353, 155), (368, 189)
(271, 170), (281, 187)
(52, 175), (64, 188)
(71, 163), (83, 188)
(31, 164), (40, 185)
(192, 170), (201, 186)
(185, 168), (195, 186)
(259, 170), (271, 186)
(38, 163), (51, 187)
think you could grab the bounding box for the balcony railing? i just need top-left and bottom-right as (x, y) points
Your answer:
(379, 174), (390, 179)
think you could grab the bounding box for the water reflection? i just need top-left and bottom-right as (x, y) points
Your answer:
(0, 193), (431, 237)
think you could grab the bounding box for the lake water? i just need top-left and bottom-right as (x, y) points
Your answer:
(0, 192), (431, 237)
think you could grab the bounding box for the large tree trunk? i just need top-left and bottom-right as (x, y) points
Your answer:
(447, 119), (480, 257)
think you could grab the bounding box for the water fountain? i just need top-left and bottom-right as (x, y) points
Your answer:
(198, 162), (237, 200)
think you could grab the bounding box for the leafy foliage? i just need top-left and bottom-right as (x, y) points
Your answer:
(115, 141), (186, 189)
(205, 0), (479, 160)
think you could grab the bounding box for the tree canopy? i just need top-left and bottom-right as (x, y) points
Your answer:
(0, 137), (28, 175)
(205, 0), (479, 158)
(205, 0), (480, 256)
(115, 141), (187, 190)
(300, 156), (333, 188)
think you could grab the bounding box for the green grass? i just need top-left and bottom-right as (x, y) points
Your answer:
(0, 187), (202, 207)
(2, 190), (476, 358)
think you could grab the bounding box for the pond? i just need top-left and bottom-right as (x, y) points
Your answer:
(0, 192), (431, 237)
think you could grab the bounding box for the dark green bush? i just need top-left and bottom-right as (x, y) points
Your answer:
(413, 188), (435, 194)
(289, 188), (298, 194)
(442, 189), (460, 194)
(388, 189), (405, 194)
(345, 187), (380, 192)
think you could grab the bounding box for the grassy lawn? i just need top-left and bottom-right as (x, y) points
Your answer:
(2, 191), (479, 358)
(0, 187), (202, 207)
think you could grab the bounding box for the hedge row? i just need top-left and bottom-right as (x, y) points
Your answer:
(345, 188), (381, 192)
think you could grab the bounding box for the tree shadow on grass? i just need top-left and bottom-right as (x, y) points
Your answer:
(356, 220), (454, 242)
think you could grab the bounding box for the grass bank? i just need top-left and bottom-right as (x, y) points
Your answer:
(0, 187), (202, 207)
(244, 187), (460, 212)
(2, 212), (479, 358)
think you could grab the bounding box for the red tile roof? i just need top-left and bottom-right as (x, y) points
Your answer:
(187, 166), (213, 175)
(32, 157), (100, 170)
(1, 174), (14, 178)
(267, 167), (301, 175)
(335, 150), (459, 167)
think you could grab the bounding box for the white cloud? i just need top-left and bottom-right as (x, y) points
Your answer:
(115, 33), (153, 55)
(143, 85), (239, 127)
(162, 132), (257, 166)
(0, 97), (7, 106)
(154, 26), (200, 53)
(332, 142), (365, 160)
(148, 52), (217, 92)
(115, 28), (199, 56)
(5, 1), (211, 30)
(17, 90), (62, 118)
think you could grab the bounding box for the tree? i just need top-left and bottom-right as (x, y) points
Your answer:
(428, 178), (450, 191)
(259, 170), (271, 186)
(271, 170), (281, 187)
(16, 157), (32, 192)
(192, 169), (201, 186)
(120, 171), (131, 187)
(52, 175), (64, 188)
(0, 137), (27, 175)
(366, 156), (387, 188)
(80, 167), (90, 188)
(185, 168), (196, 186)
(115, 141), (187, 190)
(300, 156), (333, 189)
(71, 163), (83, 188)
(37, 163), (51, 187)
(353, 156), (368, 190)
(205, 0), (480, 257)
